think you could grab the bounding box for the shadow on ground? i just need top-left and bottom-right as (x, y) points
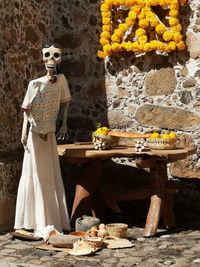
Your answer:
(61, 156), (200, 235)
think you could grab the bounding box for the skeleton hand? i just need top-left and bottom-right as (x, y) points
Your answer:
(57, 125), (69, 140)
(21, 134), (27, 146)
(57, 102), (69, 140)
(21, 134), (30, 153)
(21, 111), (30, 152)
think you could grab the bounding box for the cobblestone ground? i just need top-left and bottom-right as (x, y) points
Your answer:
(0, 179), (200, 267)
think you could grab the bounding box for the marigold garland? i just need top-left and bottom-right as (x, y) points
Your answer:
(97, 0), (187, 59)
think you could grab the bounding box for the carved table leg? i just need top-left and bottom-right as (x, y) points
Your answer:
(70, 159), (102, 226)
(143, 161), (175, 237)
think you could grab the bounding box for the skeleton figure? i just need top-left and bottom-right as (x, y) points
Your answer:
(14, 43), (71, 237)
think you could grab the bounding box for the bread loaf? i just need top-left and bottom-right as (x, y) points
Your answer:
(108, 131), (151, 139)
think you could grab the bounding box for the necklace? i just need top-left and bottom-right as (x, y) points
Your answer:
(48, 75), (57, 83)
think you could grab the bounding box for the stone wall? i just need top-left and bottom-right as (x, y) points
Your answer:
(0, 0), (54, 230)
(0, 0), (200, 230)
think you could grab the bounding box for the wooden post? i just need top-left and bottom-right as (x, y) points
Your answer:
(143, 161), (176, 237)
(143, 165), (162, 237)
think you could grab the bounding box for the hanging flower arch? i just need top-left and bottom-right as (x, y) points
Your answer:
(97, 0), (187, 59)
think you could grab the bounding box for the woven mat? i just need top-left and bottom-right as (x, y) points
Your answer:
(36, 243), (71, 252)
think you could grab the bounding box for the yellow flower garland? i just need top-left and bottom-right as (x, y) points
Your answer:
(97, 0), (186, 59)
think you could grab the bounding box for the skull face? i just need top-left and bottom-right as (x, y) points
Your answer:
(42, 45), (61, 72)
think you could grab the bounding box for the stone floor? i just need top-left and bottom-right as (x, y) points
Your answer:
(1, 178), (200, 267)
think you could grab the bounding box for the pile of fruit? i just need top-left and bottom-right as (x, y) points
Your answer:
(93, 126), (110, 136)
(149, 131), (177, 139)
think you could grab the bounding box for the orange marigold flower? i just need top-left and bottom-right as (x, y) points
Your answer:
(143, 43), (153, 52)
(150, 40), (158, 49)
(119, 23), (128, 31)
(139, 19), (149, 28)
(155, 24), (166, 35)
(114, 29), (124, 37)
(125, 18), (135, 26)
(111, 34), (121, 42)
(101, 31), (111, 39)
(97, 51), (106, 59)
(138, 12), (145, 20)
(125, 0), (136, 6)
(172, 24), (182, 32)
(169, 9), (179, 17)
(111, 43), (121, 52)
(163, 31), (173, 41)
(157, 42), (165, 50)
(131, 6), (141, 14)
(102, 17), (110, 25)
(146, 11), (154, 19)
(101, 3), (110, 12)
(132, 42), (139, 51)
(164, 45), (170, 53)
(142, 7), (150, 14)
(129, 10), (137, 20)
(135, 28), (146, 36)
(173, 32), (183, 42)
(118, 0), (125, 5)
(102, 11), (111, 18)
(122, 41), (132, 51)
(100, 38), (110, 46)
(102, 25), (111, 32)
(163, 0), (171, 5)
(168, 41), (176, 50)
(171, 0), (179, 4)
(112, 0), (119, 5)
(149, 18), (159, 27)
(104, 0), (113, 7)
(169, 18), (179, 26)
(137, 0), (145, 7)
(170, 4), (179, 10)
(149, 0), (160, 6)
(103, 44), (112, 53)
(138, 35), (148, 43)
(177, 41), (186, 50)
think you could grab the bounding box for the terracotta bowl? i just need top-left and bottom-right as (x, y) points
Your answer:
(69, 231), (86, 237)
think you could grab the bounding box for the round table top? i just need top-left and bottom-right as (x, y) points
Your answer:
(57, 143), (196, 161)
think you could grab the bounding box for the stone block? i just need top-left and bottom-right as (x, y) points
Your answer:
(145, 67), (177, 96)
(186, 31), (200, 59)
(135, 104), (200, 131)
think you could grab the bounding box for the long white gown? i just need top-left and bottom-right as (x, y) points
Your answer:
(14, 74), (71, 236)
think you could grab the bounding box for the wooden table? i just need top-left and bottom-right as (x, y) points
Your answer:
(58, 143), (196, 237)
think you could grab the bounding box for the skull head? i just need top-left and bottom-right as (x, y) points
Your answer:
(42, 45), (61, 73)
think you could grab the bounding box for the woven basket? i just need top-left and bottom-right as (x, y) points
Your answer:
(93, 134), (113, 150)
(146, 138), (177, 150)
(84, 231), (104, 248)
(106, 223), (128, 238)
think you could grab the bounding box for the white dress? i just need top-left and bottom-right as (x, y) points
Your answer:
(14, 74), (71, 236)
